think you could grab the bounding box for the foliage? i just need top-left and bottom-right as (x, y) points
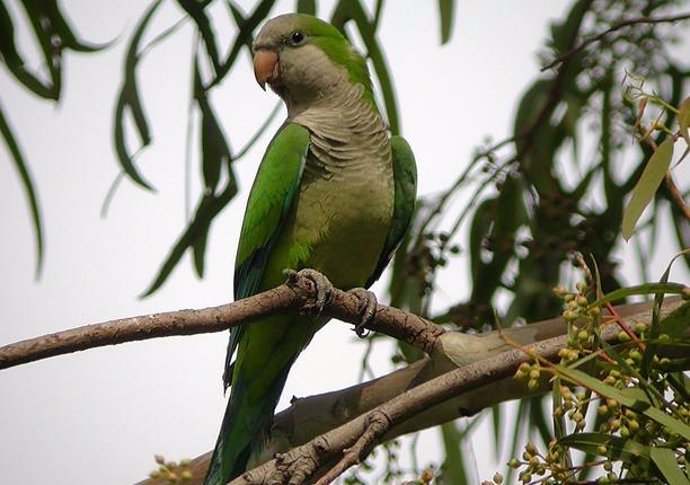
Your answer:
(3, 0), (690, 483)
(500, 263), (690, 484)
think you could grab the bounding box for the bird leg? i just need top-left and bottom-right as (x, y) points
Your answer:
(347, 288), (378, 338)
(284, 268), (334, 315)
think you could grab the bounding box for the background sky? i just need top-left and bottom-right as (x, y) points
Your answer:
(1, 1), (688, 484)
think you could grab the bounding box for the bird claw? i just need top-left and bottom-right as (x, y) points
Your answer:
(284, 268), (333, 315)
(348, 288), (377, 337)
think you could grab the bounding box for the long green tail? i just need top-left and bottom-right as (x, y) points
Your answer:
(204, 362), (293, 485)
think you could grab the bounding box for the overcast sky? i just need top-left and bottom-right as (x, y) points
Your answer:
(1, 1), (688, 484)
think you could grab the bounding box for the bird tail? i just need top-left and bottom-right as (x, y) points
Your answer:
(203, 362), (293, 485)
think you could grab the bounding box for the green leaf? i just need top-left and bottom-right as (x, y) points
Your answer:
(195, 59), (232, 193)
(0, 104), (44, 277)
(651, 447), (689, 485)
(209, 0), (276, 89)
(659, 301), (690, 338)
(332, 0), (400, 135)
(296, 0), (316, 15)
(552, 364), (690, 441)
(113, 0), (163, 191)
(177, 0), (222, 73)
(558, 432), (652, 465)
(0, 2), (57, 99)
(678, 96), (690, 147)
(192, 217), (209, 278)
(590, 282), (686, 307)
(437, 0), (455, 44)
(438, 422), (469, 485)
(142, 180), (237, 296)
(622, 137), (674, 240)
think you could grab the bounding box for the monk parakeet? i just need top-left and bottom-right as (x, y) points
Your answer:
(205, 13), (416, 484)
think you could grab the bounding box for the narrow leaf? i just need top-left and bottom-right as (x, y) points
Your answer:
(113, 0), (163, 190)
(678, 96), (690, 147)
(0, 104), (44, 276)
(0, 2), (57, 98)
(437, 0), (455, 44)
(337, 0), (400, 134)
(622, 137), (674, 240)
(210, 0), (276, 89)
(651, 447), (689, 485)
(177, 0), (222, 73)
(296, 0), (316, 15)
(553, 364), (690, 441)
(558, 432), (652, 465)
(142, 180), (237, 296)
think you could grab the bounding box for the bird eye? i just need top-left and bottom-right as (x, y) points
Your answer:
(290, 31), (305, 45)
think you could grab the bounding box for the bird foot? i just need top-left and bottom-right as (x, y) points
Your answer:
(285, 268), (334, 315)
(348, 288), (377, 338)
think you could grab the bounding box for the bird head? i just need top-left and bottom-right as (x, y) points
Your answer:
(252, 14), (372, 110)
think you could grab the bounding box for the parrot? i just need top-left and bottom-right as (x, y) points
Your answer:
(205, 13), (417, 484)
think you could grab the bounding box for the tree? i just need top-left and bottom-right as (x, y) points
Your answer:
(1, 0), (689, 483)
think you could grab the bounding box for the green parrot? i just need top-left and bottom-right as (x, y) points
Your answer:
(205, 13), (416, 484)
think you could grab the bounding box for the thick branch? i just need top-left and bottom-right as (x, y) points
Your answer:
(0, 272), (443, 370)
(139, 298), (687, 485)
(231, 298), (687, 484)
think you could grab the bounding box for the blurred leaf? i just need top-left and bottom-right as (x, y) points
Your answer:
(622, 137), (674, 240)
(558, 432), (652, 465)
(437, 0), (455, 45)
(113, 0), (164, 191)
(177, 0), (222, 73)
(296, 0), (316, 15)
(549, 0), (592, 54)
(438, 422), (469, 484)
(590, 282), (686, 306)
(491, 404), (502, 456)
(0, 2), (56, 98)
(210, 0), (277, 89)
(650, 447), (689, 485)
(553, 364), (690, 441)
(0, 104), (44, 277)
(193, 228), (209, 277)
(529, 396), (552, 448)
(195, 59), (232, 193)
(331, 0), (400, 135)
(659, 300), (690, 338)
(678, 96), (690, 147)
(142, 181), (237, 296)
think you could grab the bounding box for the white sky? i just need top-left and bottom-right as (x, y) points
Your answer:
(1, 1), (688, 484)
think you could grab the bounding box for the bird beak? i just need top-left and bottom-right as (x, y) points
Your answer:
(253, 49), (279, 91)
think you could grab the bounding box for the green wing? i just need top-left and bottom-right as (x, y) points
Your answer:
(223, 122), (310, 388)
(366, 135), (417, 288)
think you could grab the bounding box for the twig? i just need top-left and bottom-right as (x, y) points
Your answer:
(0, 271), (445, 370)
(665, 172), (690, 221)
(541, 11), (690, 72)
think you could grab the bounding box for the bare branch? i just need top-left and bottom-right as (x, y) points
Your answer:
(541, 11), (690, 72)
(0, 271), (444, 370)
(665, 172), (690, 221)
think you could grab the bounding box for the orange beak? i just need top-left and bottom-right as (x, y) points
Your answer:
(253, 49), (279, 91)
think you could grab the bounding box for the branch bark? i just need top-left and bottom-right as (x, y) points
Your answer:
(0, 271), (443, 370)
(134, 297), (687, 485)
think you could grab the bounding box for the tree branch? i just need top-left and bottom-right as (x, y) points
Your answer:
(541, 11), (690, 72)
(136, 298), (687, 485)
(228, 298), (687, 484)
(0, 271), (444, 370)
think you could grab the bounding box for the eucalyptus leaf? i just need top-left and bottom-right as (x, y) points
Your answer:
(622, 137), (674, 240)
